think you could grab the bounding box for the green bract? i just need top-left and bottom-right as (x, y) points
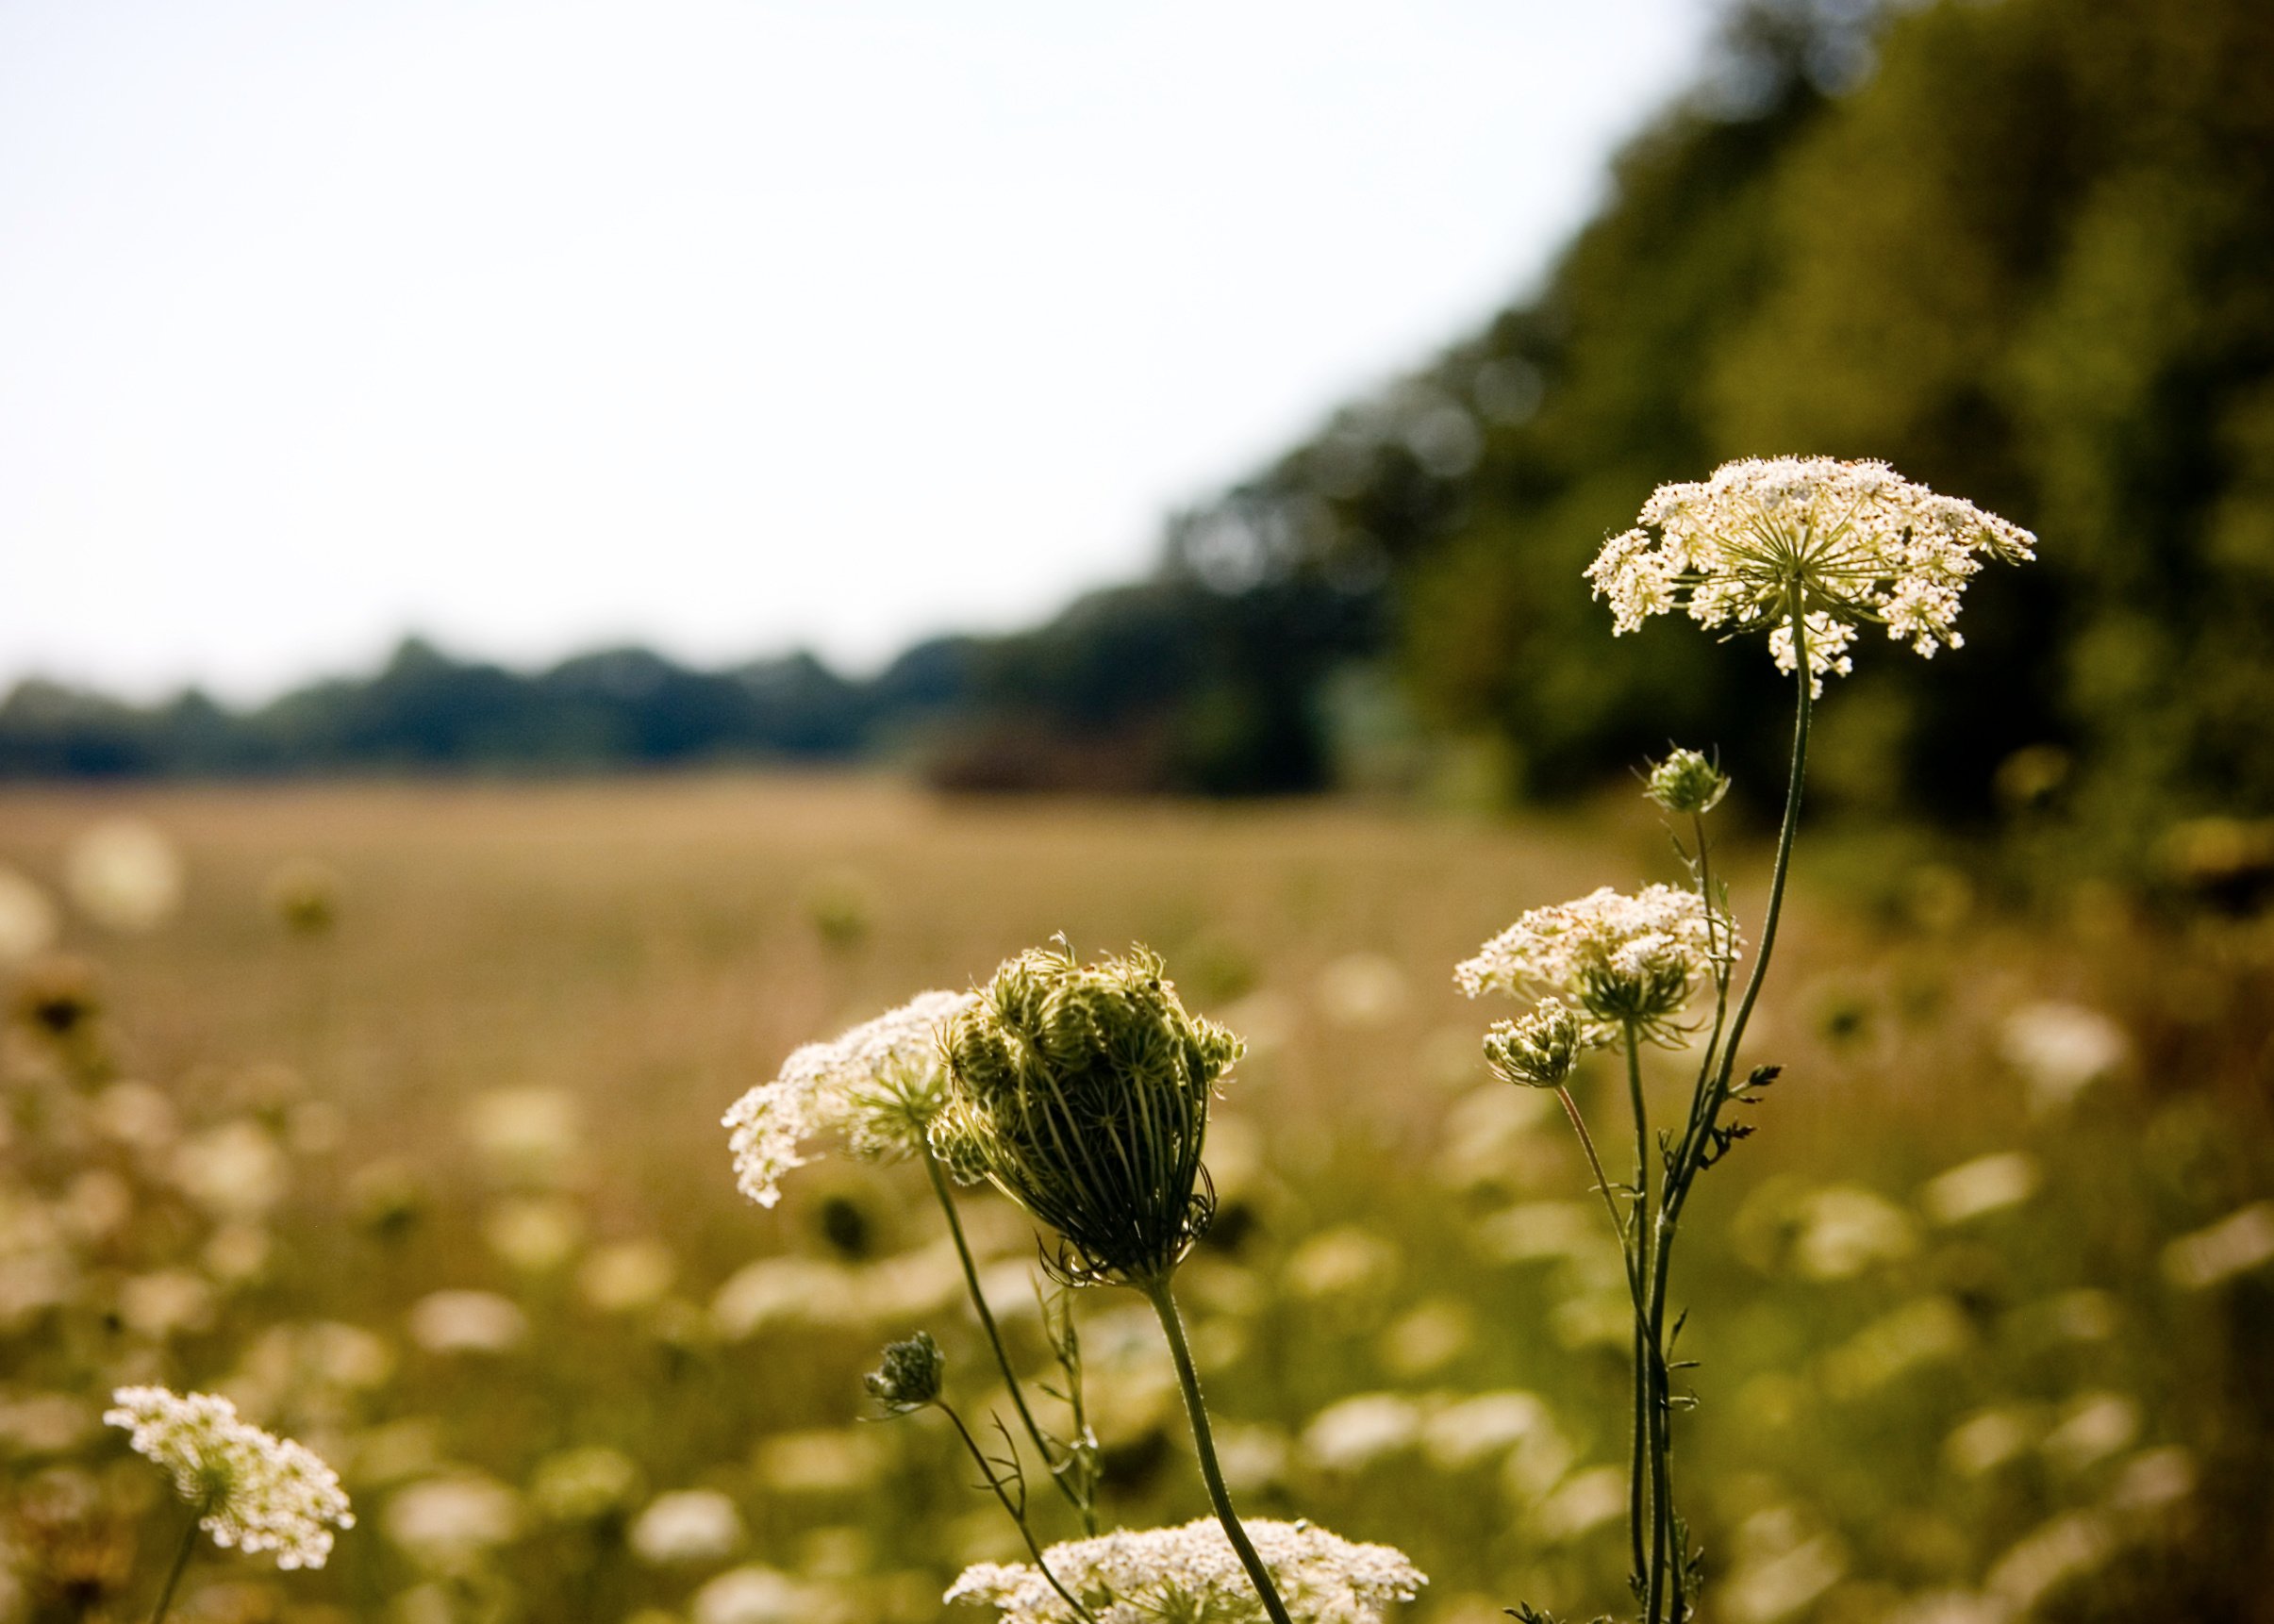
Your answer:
(933, 942), (1243, 1287)
(865, 1332), (946, 1414)
(1644, 749), (1730, 817)
(1483, 998), (1585, 1089)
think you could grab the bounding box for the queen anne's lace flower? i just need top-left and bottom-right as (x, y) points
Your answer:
(1457, 886), (1737, 1036)
(945, 1516), (1424, 1624)
(1585, 456), (2035, 692)
(106, 1386), (354, 1568)
(723, 989), (975, 1206)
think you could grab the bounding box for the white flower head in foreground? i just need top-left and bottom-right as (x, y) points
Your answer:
(106, 1385), (354, 1569)
(946, 1516), (1424, 1624)
(1457, 885), (1737, 1039)
(1586, 456), (2035, 692)
(723, 988), (977, 1206)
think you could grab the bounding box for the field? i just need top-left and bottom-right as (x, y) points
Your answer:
(2, 774), (2268, 1624)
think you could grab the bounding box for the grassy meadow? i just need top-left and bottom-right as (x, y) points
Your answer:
(1, 774), (2268, 1623)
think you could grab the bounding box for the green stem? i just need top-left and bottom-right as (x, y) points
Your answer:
(1623, 1022), (1659, 1610)
(1647, 621), (1816, 1624)
(1555, 1082), (1651, 1592)
(147, 1500), (204, 1624)
(938, 1403), (1100, 1624)
(922, 1143), (1091, 1529)
(1669, 617), (1813, 1229)
(1140, 1274), (1294, 1624)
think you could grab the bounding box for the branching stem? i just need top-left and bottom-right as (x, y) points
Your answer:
(938, 1403), (1099, 1624)
(922, 1142), (1094, 1530)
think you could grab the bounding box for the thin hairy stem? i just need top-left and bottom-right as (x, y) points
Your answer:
(146, 1500), (205, 1624)
(1620, 1020), (1661, 1611)
(1556, 1081), (1650, 1590)
(1644, 615), (1817, 1624)
(1140, 1274), (1295, 1624)
(922, 1143), (1091, 1527)
(1669, 613), (1813, 1228)
(1554, 1085), (1645, 1305)
(938, 1404), (1099, 1624)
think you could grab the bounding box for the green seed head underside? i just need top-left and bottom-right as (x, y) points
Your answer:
(933, 941), (1243, 1287)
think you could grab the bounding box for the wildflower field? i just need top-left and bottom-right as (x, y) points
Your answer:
(2, 770), (2267, 1624)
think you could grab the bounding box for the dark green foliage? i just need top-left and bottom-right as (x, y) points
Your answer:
(1186, 0), (2273, 853)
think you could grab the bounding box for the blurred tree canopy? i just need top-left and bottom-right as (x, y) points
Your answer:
(6, 0), (2269, 858)
(1192, 0), (2274, 851)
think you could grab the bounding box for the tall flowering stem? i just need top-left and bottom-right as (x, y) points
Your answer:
(936, 941), (1295, 1624)
(1469, 458), (2033, 1623)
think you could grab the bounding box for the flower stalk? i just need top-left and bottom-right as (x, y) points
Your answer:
(1476, 458), (2031, 1623)
(1138, 1272), (1297, 1624)
(146, 1498), (207, 1624)
(921, 1140), (1098, 1531)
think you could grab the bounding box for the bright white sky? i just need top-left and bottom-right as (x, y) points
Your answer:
(0, 1), (1715, 702)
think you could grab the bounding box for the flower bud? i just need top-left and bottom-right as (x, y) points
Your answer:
(1644, 748), (1730, 816)
(864, 1332), (945, 1413)
(937, 941), (1242, 1286)
(1483, 1000), (1585, 1089)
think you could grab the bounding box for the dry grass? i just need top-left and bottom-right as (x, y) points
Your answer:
(0, 773), (2265, 1623)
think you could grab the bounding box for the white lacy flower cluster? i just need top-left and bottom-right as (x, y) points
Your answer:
(946, 1516), (1424, 1624)
(723, 989), (976, 1207)
(1458, 885), (1731, 1003)
(1585, 456), (2036, 691)
(1457, 886), (1736, 1039)
(106, 1385), (355, 1569)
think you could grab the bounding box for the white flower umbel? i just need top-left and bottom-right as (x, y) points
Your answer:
(1456, 885), (1736, 1038)
(106, 1385), (355, 1569)
(722, 989), (976, 1206)
(1585, 456), (2035, 692)
(946, 1516), (1424, 1624)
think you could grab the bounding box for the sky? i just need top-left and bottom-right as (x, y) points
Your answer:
(0, 1), (1718, 702)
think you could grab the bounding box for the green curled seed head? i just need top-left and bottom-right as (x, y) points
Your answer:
(931, 940), (1242, 1287)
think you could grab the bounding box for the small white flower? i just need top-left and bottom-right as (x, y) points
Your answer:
(1302, 1394), (1426, 1471)
(1999, 1001), (2127, 1114)
(945, 1516), (1424, 1624)
(106, 1385), (354, 1569)
(0, 866), (58, 962)
(693, 1564), (814, 1624)
(630, 1487), (744, 1566)
(384, 1473), (522, 1568)
(1458, 885), (1736, 1037)
(722, 989), (975, 1207)
(2162, 1201), (2274, 1290)
(66, 819), (184, 934)
(1586, 456), (2035, 694)
(407, 1289), (527, 1354)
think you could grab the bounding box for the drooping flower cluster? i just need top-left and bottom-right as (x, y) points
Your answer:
(106, 1386), (355, 1569)
(1482, 997), (1585, 1090)
(933, 943), (1241, 1285)
(1585, 456), (2036, 691)
(946, 1516), (1425, 1624)
(723, 989), (976, 1206)
(1457, 885), (1736, 1039)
